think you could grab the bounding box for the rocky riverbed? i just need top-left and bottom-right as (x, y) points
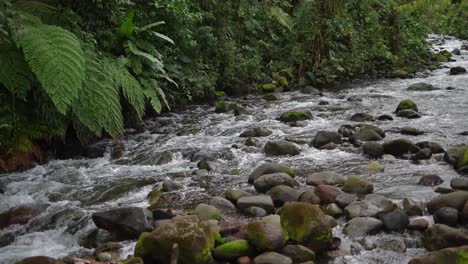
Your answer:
(1, 35), (468, 264)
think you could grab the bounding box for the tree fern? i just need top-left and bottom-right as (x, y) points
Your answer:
(73, 51), (123, 138)
(0, 44), (32, 100)
(140, 78), (170, 113)
(16, 23), (86, 114)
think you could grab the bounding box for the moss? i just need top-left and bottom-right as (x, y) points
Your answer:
(402, 66), (415, 73)
(278, 76), (288, 87)
(432, 53), (449, 62)
(147, 189), (162, 206)
(215, 101), (227, 113)
(247, 221), (269, 250)
(395, 99), (418, 113)
(261, 83), (277, 92)
(342, 176), (373, 194)
(279, 111), (312, 122)
(458, 249), (468, 263)
(212, 240), (252, 260)
(439, 50), (452, 59)
(280, 202), (332, 252)
(214, 91), (226, 98)
(279, 167), (295, 177)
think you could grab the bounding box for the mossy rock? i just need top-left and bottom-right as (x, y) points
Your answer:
(212, 240), (253, 260)
(432, 53), (449, 62)
(390, 69), (409, 78)
(134, 216), (220, 264)
(280, 202), (332, 252)
(261, 83), (278, 93)
(439, 50), (452, 59)
(263, 93), (281, 101)
(279, 111), (312, 122)
(214, 91), (226, 98)
(122, 257), (144, 264)
(147, 188), (162, 206)
(193, 203), (221, 221)
(395, 99), (418, 113)
(278, 76), (288, 87)
(215, 101), (228, 113)
(342, 176), (374, 194)
(247, 215), (286, 251)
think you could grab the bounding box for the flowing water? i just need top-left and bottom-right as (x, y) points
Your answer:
(0, 35), (467, 264)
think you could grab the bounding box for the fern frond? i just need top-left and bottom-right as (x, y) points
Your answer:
(11, 0), (56, 18)
(397, 0), (432, 13)
(270, 6), (295, 32)
(105, 57), (146, 118)
(73, 51), (123, 138)
(0, 44), (32, 99)
(140, 78), (168, 113)
(16, 23), (86, 114)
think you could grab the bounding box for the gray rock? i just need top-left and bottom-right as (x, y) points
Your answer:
(193, 203), (221, 221)
(380, 211), (409, 232)
(423, 224), (468, 251)
(347, 95), (363, 102)
(407, 218), (429, 231)
(336, 192), (358, 208)
(97, 252), (112, 262)
(383, 138), (420, 157)
(162, 180), (183, 192)
(306, 171), (344, 186)
(407, 82), (436, 91)
(363, 161), (384, 173)
(416, 142), (444, 154)
(311, 131), (342, 149)
(197, 158), (218, 171)
(338, 124), (355, 137)
(364, 194), (396, 213)
(266, 185), (301, 206)
(378, 114), (393, 121)
(265, 141), (301, 156)
(209, 196), (236, 211)
(281, 245), (316, 263)
(156, 151), (173, 165)
(452, 48), (461, 55)
(240, 127), (273, 138)
(434, 207), (459, 227)
(342, 176), (374, 194)
(225, 189), (252, 204)
(350, 130), (382, 143)
(419, 175), (444, 186)
(401, 126), (424, 136)
(245, 206), (267, 217)
(248, 163), (295, 183)
(343, 217), (383, 238)
(411, 148), (432, 160)
(345, 201), (381, 219)
(323, 203), (344, 217)
(450, 178), (468, 191)
(237, 195), (275, 214)
(254, 252), (292, 264)
(362, 142), (384, 159)
(396, 109), (421, 119)
(427, 191), (468, 213)
(254, 173), (294, 193)
(92, 207), (153, 241)
(247, 215), (286, 251)
(403, 198), (423, 216)
(302, 86), (320, 94)
(350, 113), (375, 122)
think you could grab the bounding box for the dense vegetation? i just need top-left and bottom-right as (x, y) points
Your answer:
(0, 0), (466, 172)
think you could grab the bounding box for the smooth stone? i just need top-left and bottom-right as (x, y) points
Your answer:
(299, 188), (321, 205)
(315, 185), (341, 204)
(266, 185), (301, 206)
(323, 203), (344, 217)
(403, 198), (423, 216)
(416, 141), (444, 153)
(247, 215), (286, 251)
(264, 141), (301, 156)
(407, 82), (436, 91)
(197, 158), (218, 171)
(193, 203), (221, 221)
(362, 142), (384, 159)
(97, 252), (112, 261)
(434, 207), (459, 227)
(310, 131), (342, 149)
(209, 196), (236, 211)
(401, 126), (424, 136)
(435, 187), (456, 194)
(344, 201), (381, 219)
(248, 163), (295, 183)
(427, 191), (468, 213)
(15, 256), (64, 264)
(408, 246), (468, 264)
(225, 189), (252, 204)
(408, 218), (429, 231)
(335, 192), (358, 208)
(450, 66), (467, 75)
(237, 195), (275, 214)
(254, 173), (294, 193)
(342, 176), (374, 194)
(240, 127), (272, 138)
(343, 217), (383, 238)
(411, 148), (432, 160)
(450, 178), (468, 191)
(350, 113), (375, 122)
(306, 171), (344, 186)
(380, 211), (409, 232)
(378, 114), (394, 121)
(383, 138), (420, 157)
(244, 206), (267, 217)
(423, 224), (468, 251)
(280, 245), (316, 263)
(212, 240), (252, 261)
(419, 175), (444, 186)
(396, 109), (421, 119)
(363, 161), (384, 173)
(349, 130), (382, 143)
(254, 252), (292, 264)
(162, 180), (184, 192)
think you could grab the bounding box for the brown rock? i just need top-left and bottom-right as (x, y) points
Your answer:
(16, 256), (64, 264)
(419, 175), (444, 186)
(408, 246), (468, 264)
(315, 185), (340, 204)
(219, 220), (247, 238)
(0, 205), (42, 229)
(237, 256), (252, 264)
(407, 218), (429, 231)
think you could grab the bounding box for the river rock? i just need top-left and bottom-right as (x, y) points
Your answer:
(379, 211), (409, 232)
(435, 187), (455, 194)
(315, 185), (341, 204)
(92, 207), (153, 240)
(310, 131), (342, 149)
(212, 239), (252, 261)
(254, 173), (294, 193)
(416, 141), (444, 154)
(446, 145), (468, 170)
(16, 256), (64, 264)
(395, 99), (418, 112)
(264, 93), (281, 101)
(423, 224), (468, 251)
(419, 175), (444, 186)
(323, 203), (344, 217)
(383, 138), (419, 157)
(302, 86), (321, 94)
(134, 216), (219, 264)
(408, 218), (429, 231)
(450, 66), (467, 75)
(247, 215), (286, 251)
(408, 245), (468, 264)
(280, 202), (332, 252)
(427, 191), (468, 213)
(264, 141), (301, 156)
(279, 111), (312, 123)
(248, 163), (295, 183)
(338, 124), (356, 137)
(244, 206), (267, 217)
(365, 194), (396, 213)
(349, 130), (382, 143)
(254, 252), (292, 264)
(378, 114), (394, 121)
(343, 217), (383, 238)
(336, 192), (358, 208)
(0, 205), (43, 229)
(266, 185), (301, 206)
(364, 161), (384, 173)
(281, 244), (316, 263)
(209, 196), (236, 211)
(434, 207), (459, 227)
(306, 171), (344, 186)
(237, 195), (274, 214)
(347, 95), (363, 102)
(162, 180), (184, 192)
(403, 198), (423, 216)
(225, 190), (252, 204)
(349, 113), (374, 122)
(342, 176), (373, 194)
(299, 188), (321, 204)
(451, 178), (468, 191)
(407, 82), (436, 91)
(452, 48), (461, 55)
(344, 201), (381, 219)
(362, 142), (384, 158)
(193, 203), (221, 221)
(401, 126), (424, 136)
(396, 109), (421, 119)
(197, 158), (218, 171)
(411, 148), (432, 160)
(240, 127), (272, 138)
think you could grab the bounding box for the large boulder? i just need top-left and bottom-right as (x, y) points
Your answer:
(407, 82), (436, 91)
(92, 207), (153, 241)
(240, 127), (272, 138)
(266, 185), (301, 206)
(310, 131), (342, 149)
(280, 202), (332, 252)
(427, 191), (468, 214)
(248, 163), (295, 183)
(212, 240), (253, 261)
(0, 205), (43, 229)
(306, 171), (344, 186)
(247, 215), (286, 251)
(237, 195), (275, 214)
(134, 216), (220, 264)
(408, 246), (468, 264)
(264, 141), (301, 156)
(423, 224), (468, 251)
(383, 138), (419, 157)
(342, 176), (373, 194)
(254, 173), (294, 193)
(395, 99), (418, 112)
(434, 207), (459, 227)
(343, 217), (383, 238)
